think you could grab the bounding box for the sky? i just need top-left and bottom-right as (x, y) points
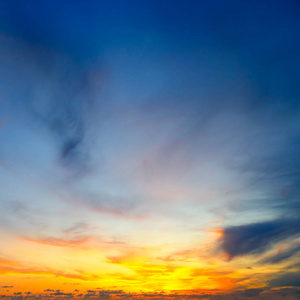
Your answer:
(0, 0), (300, 299)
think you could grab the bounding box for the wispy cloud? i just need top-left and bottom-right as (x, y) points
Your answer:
(23, 236), (91, 248)
(260, 242), (300, 265)
(0, 257), (99, 281)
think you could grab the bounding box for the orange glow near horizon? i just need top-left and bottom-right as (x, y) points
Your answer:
(0, 228), (271, 298)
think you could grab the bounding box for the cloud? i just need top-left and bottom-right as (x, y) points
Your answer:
(1, 287), (300, 299)
(22, 53), (95, 176)
(0, 34), (104, 178)
(260, 242), (300, 264)
(24, 236), (90, 247)
(64, 191), (148, 220)
(50, 290), (73, 297)
(0, 263), (99, 281)
(225, 129), (300, 222)
(269, 272), (300, 288)
(0, 258), (19, 267)
(220, 218), (300, 259)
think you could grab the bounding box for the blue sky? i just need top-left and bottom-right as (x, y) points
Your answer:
(0, 0), (300, 297)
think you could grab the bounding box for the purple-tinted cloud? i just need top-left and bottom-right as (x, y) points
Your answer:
(220, 218), (300, 259)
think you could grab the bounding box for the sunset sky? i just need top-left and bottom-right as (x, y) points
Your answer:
(0, 1), (300, 299)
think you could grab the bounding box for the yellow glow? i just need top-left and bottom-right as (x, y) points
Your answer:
(0, 227), (290, 298)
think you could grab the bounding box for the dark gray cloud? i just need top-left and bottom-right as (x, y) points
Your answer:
(51, 290), (73, 297)
(218, 125), (300, 262)
(220, 218), (300, 259)
(269, 272), (300, 288)
(216, 135), (300, 273)
(1, 287), (300, 299)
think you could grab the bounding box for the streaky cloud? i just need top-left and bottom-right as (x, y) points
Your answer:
(260, 242), (300, 264)
(23, 236), (91, 248)
(269, 271), (300, 288)
(220, 218), (300, 259)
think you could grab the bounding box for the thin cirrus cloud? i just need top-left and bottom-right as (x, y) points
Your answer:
(0, 35), (101, 177)
(260, 243), (300, 265)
